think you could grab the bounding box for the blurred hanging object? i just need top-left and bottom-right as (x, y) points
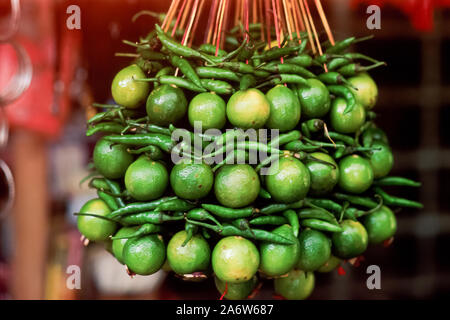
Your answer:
(350, 0), (450, 31)
(2, 0), (82, 138)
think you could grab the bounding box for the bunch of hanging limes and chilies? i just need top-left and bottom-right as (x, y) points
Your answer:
(77, 22), (423, 300)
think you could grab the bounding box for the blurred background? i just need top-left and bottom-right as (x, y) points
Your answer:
(0, 0), (449, 300)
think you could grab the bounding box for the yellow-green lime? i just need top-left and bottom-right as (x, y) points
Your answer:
(214, 164), (260, 208)
(212, 236), (260, 283)
(77, 198), (117, 242)
(226, 89), (270, 129)
(125, 156), (169, 201)
(167, 230), (211, 275)
(123, 234), (166, 275)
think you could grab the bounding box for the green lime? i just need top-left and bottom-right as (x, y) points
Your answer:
(214, 276), (257, 300)
(265, 85), (301, 132)
(266, 157), (310, 203)
(111, 64), (150, 108)
(124, 156), (169, 201)
(226, 89), (270, 129)
(330, 97), (366, 133)
(274, 269), (315, 300)
(363, 206), (397, 244)
(296, 79), (331, 118)
(214, 164), (260, 208)
(123, 234), (166, 275)
(368, 142), (394, 178)
(259, 224), (300, 277)
(317, 255), (341, 273)
(77, 198), (117, 242)
(112, 226), (139, 264)
(332, 220), (368, 259)
(296, 229), (331, 271)
(146, 84), (187, 126)
(348, 72), (378, 110)
(170, 161), (214, 200)
(362, 127), (389, 147)
(212, 236), (260, 283)
(167, 230), (211, 275)
(93, 137), (134, 179)
(338, 155), (374, 194)
(306, 152), (339, 196)
(188, 92), (226, 130)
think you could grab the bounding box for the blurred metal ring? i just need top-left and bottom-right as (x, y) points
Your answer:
(0, 0), (21, 43)
(0, 40), (32, 107)
(0, 159), (14, 221)
(0, 108), (8, 149)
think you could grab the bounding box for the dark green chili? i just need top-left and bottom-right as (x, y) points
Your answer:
(110, 223), (160, 240)
(86, 122), (126, 136)
(182, 222), (199, 247)
(249, 215), (288, 226)
(195, 67), (240, 82)
(258, 187), (272, 200)
(185, 219), (295, 245)
(104, 133), (174, 153)
(373, 176), (421, 187)
(337, 61), (386, 77)
(155, 198), (196, 212)
(200, 79), (235, 95)
(298, 208), (339, 225)
(107, 196), (178, 219)
(155, 24), (215, 64)
(185, 208), (223, 228)
(333, 192), (378, 209)
(259, 200), (304, 215)
(270, 130), (302, 148)
(374, 187), (424, 209)
(97, 190), (119, 211)
(283, 209), (300, 237)
(301, 219), (343, 233)
(318, 72), (356, 89)
(284, 54), (313, 67)
(259, 63), (316, 78)
(198, 43), (227, 57)
(251, 44), (303, 61)
(120, 211), (184, 225)
(256, 74), (310, 88)
(169, 55), (204, 88)
(239, 74), (257, 90)
(327, 131), (355, 146)
(201, 203), (258, 219)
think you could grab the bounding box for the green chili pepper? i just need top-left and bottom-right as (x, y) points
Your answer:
(169, 55), (204, 88)
(327, 131), (355, 146)
(155, 24), (215, 64)
(86, 122), (126, 136)
(97, 190), (119, 211)
(182, 222), (198, 247)
(373, 176), (421, 187)
(374, 187), (423, 209)
(104, 179), (126, 208)
(259, 200), (304, 215)
(270, 130), (302, 148)
(185, 208), (223, 228)
(198, 43), (227, 57)
(336, 61), (386, 77)
(239, 74), (257, 90)
(195, 67), (240, 82)
(107, 196), (178, 219)
(185, 219), (295, 245)
(104, 134), (174, 153)
(256, 74), (310, 88)
(154, 66), (175, 88)
(120, 211), (184, 225)
(137, 76), (206, 93)
(283, 209), (300, 237)
(259, 63), (316, 78)
(200, 79), (235, 95)
(298, 207), (339, 225)
(258, 187), (272, 200)
(249, 215), (288, 226)
(318, 72), (356, 89)
(333, 192), (378, 209)
(327, 85), (356, 114)
(110, 223), (160, 240)
(155, 198), (195, 212)
(284, 54), (313, 67)
(300, 219), (343, 233)
(201, 203), (258, 219)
